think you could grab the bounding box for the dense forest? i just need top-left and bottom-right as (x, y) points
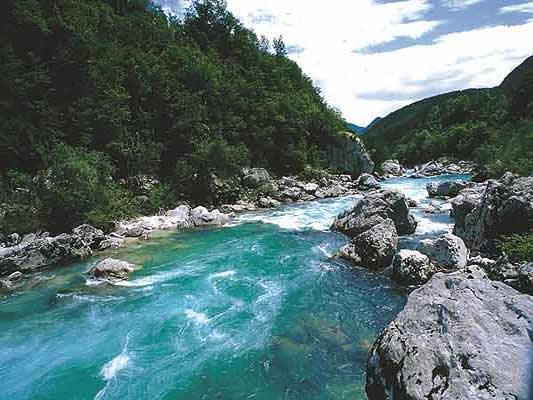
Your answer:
(0, 0), (346, 234)
(364, 56), (533, 176)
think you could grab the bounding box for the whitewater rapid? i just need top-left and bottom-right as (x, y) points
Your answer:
(0, 174), (467, 400)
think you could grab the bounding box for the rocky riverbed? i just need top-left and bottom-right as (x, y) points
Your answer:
(0, 163), (531, 400)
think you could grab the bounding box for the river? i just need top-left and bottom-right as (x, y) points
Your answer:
(0, 174), (468, 400)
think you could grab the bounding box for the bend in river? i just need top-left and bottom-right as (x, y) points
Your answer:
(0, 175), (468, 400)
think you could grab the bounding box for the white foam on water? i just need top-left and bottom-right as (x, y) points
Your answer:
(111, 269), (187, 288)
(101, 353), (130, 381)
(208, 270), (236, 280)
(185, 309), (210, 325)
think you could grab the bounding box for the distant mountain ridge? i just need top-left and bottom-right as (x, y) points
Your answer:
(363, 56), (533, 176)
(347, 117), (382, 135)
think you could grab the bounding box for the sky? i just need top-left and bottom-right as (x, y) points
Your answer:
(156, 0), (533, 126)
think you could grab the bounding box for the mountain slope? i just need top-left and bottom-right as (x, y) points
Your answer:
(364, 56), (533, 175)
(0, 0), (346, 233)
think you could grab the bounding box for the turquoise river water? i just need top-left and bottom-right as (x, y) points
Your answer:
(0, 175), (468, 400)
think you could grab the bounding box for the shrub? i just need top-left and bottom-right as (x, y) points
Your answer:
(496, 233), (533, 262)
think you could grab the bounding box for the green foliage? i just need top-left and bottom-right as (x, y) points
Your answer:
(364, 57), (533, 176)
(496, 233), (533, 262)
(37, 144), (135, 233)
(0, 0), (345, 233)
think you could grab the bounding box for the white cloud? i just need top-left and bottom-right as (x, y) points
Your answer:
(500, 2), (533, 14)
(161, 0), (533, 125)
(442, 0), (484, 11)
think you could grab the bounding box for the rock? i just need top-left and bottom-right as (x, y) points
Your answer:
(426, 180), (467, 198)
(417, 233), (468, 269)
(0, 234), (92, 276)
(327, 132), (375, 175)
(517, 262), (533, 295)
(99, 237), (126, 250)
(165, 205), (192, 221)
(332, 189), (417, 237)
(452, 176), (533, 252)
(320, 184), (347, 198)
(407, 198), (418, 208)
(242, 168), (271, 188)
(88, 258), (134, 282)
(303, 183), (319, 194)
(280, 187), (303, 201)
(0, 271), (24, 289)
(357, 173), (380, 190)
(391, 250), (437, 285)
(422, 201), (452, 214)
(72, 224), (106, 248)
(366, 266), (533, 400)
(258, 197), (281, 208)
(190, 207), (229, 227)
(337, 219), (398, 269)
(220, 201), (256, 213)
(467, 255), (496, 271)
(412, 160), (447, 177)
(381, 160), (404, 177)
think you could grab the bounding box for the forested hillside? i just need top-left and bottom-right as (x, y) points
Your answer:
(364, 56), (533, 176)
(0, 0), (346, 233)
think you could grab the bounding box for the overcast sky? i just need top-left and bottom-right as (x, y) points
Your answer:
(156, 0), (533, 126)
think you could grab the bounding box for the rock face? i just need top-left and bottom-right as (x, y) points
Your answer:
(337, 219), (398, 269)
(452, 175), (533, 252)
(417, 233), (468, 269)
(357, 173), (381, 190)
(88, 258), (134, 281)
(391, 250), (437, 285)
(475, 254), (533, 295)
(327, 131), (375, 175)
(0, 226), (105, 276)
(426, 181), (467, 198)
(366, 266), (533, 400)
(381, 160), (404, 177)
(242, 168), (271, 188)
(332, 189), (417, 237)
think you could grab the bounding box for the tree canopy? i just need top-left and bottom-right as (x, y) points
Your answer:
(0, 0), (346, 233)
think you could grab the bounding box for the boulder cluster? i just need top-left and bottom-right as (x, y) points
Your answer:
(328, 162), (532, 400)
(220, 168), (382, 213)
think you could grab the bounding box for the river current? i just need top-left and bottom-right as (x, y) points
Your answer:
(0, 175), (468, 400)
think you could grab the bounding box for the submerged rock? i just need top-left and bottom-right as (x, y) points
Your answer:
(88, 258), (134, 282)
(391, 250), (437, 286)
(332, 189), (417, 237)
(366, 266), (533, 400)
(417, 233), (468, 270)
(337, 219), (398, 269)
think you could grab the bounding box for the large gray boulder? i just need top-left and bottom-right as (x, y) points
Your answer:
(0, 232), (94, 276)
(327, 132), (375, 175)
(426, 181), (467, 198)
(337, 219), (398, 269)
(332, 189), (417, 237)
(366, 266), (533, 400)
(242, 168), (271, 188)
(417, 233), (468, 269)
(381, 160), (404, 177)
(190, 207), (229, 227)
(357, 173), (380, 190)
(88, 258), (134, 282)
(391, 249), (437, 286)
(452, 175), (533, 252)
